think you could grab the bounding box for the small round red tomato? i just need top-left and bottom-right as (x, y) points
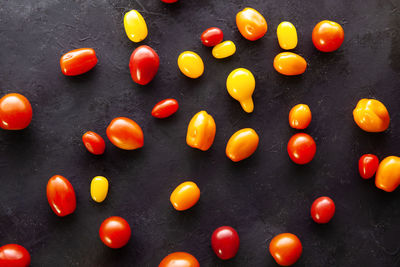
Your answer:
(129, 45), (160, 85)
(161, 0), (178, 3)
(159, 252), (200, 267)
(269, 233), (302, 266)
(201, 27), (223, 47)
(312, 20), (344, 52)
(0, 93), (32, 130)
(46, 175), (76, 217)
(82, 131), (105, 155)
(359, 154), (379, 179)
(287, 133), (316, 164)
(211, 226), (240, 260)
(99, 216), (131, 249)
(0, 244), (31, 267)
(106, 117), (144, 150)
(60, 48), (98, 76)
(151, 99), (179, 118)
(311, 196), (335, 224)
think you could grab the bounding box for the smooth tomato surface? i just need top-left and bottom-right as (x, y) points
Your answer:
(82, 131), (106, 155)
(60, 48), (98, 76)
(312, 20), (344, 52)
(152, 98), (179, 118)
(211, 226), (240, 260)
(287, 133), (316, 164)
(311, 196), (335, 224)
(129, 45), (160, 85)
(159, 252), (200, 267)
(46, 175), (76, 217)
(201, 27), (223, 47)
(358, 154), (379, 179)
(289, 104), (311, 129)
(236, 8), (267, 41)
(99, 216), (131, 249)
(106, 117), (144, 150)
(0, 93), (32, 130)
(269, 233), (302, 266)
(0, 244), (31, 267)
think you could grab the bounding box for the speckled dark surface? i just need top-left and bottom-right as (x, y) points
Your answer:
(1, 0), (400, 266)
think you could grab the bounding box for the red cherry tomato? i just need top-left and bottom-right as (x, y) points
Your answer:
(129, 45), (160, 85)
(311, 196), (335, 224)
(0, 93), (32, 130)
(161, 0), (178, 3)
(106, 117), (144, 150)
(269, 233), (302, 266)
(151, 99), (179, 118)
(312, 20), (344, 52)
(358, 154), (379, 179)
(82, 131), (106, 155)
(99, 216), (131, 249)
(0, 244), (31, 267)
(201, 27), (224, 47)
(211, 226), (240, 260)
(287, 133), (316, 164)
(159, 252), (200, 267)
(46, 175), (76, 217)
(60, 48), (98, 76)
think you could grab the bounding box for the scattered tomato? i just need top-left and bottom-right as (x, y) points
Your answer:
(170, 181), (200, 211)
(159, 252), (200, 267)
(236, 8), (267, 41)
(151, 99), (179, 119)
(358, 154), (379, 179)
(277, 21), (298, 50)
(226, 128), (259, 162)
(99, 216), (131, 249)
(82, 131), (105, 155)
(106, 117), (144, 150)
(177, 51), (204, 79)
(186, 111), (216, 151)
(269, 233), (302, 266)
(287, 133), (316, 164)
(226, 68), (255, 113)
(288, 104), (311, 129)
(211, 226), (240, 260)
(311, 196), (335, 224)
(124, 10), (148, 42)
(201, 27), (223, 47)
(375, 156), (400, 192)
(212, 41), (236, 59)
(353, 98), (390, 133)
(129, 45), (160, 85)
(46, 175), (76, 217)
(0, 93), (32, 130)
(60, 48), (98, 76)
(90, 176), (109, 203)
(0, 244), (31, 267)
(312, 20), (344, 52)
(274, 52), (307, 76)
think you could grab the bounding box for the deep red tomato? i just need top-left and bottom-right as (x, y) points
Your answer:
(82, 131), (106, 155)
(106, 117), (144, 150)
(211, 226), (240, 260)
(201, 27), (223, 47)
(359, 154), (379, 179)
(151, 99), (179, 118)
(0, 93), (32, 130)
(99, 216), (131, 249)
(287, 133), (316, 164)
(269, 233), (302, 266)
(159, 252), (200, 267)
(161, 0), (178, 3)
(311, 196), (335, 224)
(46, 175), (76, 217)
(60, 48), (98, 76)
(0, 244), (31, 267)
(129, 45), (160, 85)
(312, 20), (344, 52)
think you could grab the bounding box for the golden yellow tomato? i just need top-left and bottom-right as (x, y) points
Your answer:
(226, 128), (259, 162)
(170, 181), (200, 211)
(177, 51), (204, 78)
(90, 176), (109, 203)
(212, 41), (236, 59)
(277, 21), (298, 50)
(353, 99), (390, 132)
(273, 52), (307, 76)
(124, 10), (148, 43)
(226, 68), (255, 113)
(186, 111), (216, 151)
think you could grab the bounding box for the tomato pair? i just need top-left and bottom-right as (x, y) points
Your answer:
(0, 244), (31, 267)
(0, 93), (32, 130)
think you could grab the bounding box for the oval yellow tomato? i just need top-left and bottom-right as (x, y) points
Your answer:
(177, 51), (204, 78)
(226, 128), (259, 162)
(90, 176), (109, 203)
(212, 41), (236, 59)
(124, 10), (148, 43)
(170, 181), (200, 211)
(277, 21), (298, 50)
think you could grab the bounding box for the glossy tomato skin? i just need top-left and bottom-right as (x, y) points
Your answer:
(359, 154), (379, 179)
(99, 216), (131, 249)
(60, 48), (98, 76)
(0, 244), (31, 267)
(201, 27), (223, 47)
(152, 99), (179, 118)
(211, 226), (240, 260)
(82, 131), (105, 155)
(287, 133), (316, 164)
(311, 196), (335, 224)
(0, 93), (32, 130)
(269, 233), (302, 266)
(46, 175), (76, 217)
(236, 8), (267, 41)
(106, 117), (144, 150)
(129, 45), (160, 85)
(159, 252), (200, 267)
(312, 20), (344, 52)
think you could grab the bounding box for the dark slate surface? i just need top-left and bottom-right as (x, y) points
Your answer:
(1, 0), (400, 266)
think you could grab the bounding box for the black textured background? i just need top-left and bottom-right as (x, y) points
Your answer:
(1, 0), (400, 266)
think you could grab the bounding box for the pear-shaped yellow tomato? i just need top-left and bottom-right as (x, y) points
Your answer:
(226, 128), (259, 162)
(226, 68), (255, 113)
(375, 156), (400, 192)
(186, 111), (216, 151)
(353, 99), (390, 132)
(236, 8), (267, 41)
(177, 51), (204, 78)
(124, 10), (148, 43)
(90, 176), (109, 203)
(212, 41), (236, 59)
(273, 52), (307, 76)
(277, 21), (298, 50)
(170, 181), (200, 211)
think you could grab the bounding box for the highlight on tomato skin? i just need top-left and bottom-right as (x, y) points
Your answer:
(151, 98), (179, 118)
(0, 93), (33, 130)
(0, 244), (31, 267)
(82, 131), (106, 155)
(60, 48), (98, 76)
(46, 175), (77, 217)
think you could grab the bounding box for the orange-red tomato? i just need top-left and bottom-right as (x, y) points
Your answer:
(0, 244), (31, 267)
(311, 196), (335, 224)
(375, 156), (400, 192)
(151, 99), (179, 118)
(82, 131), (106, 155)
(60, 48), (98, 76)
(46, 175), (76, 217)
(287, 133), (316, 164)
(269, 233), (302, 266)
(312, 20), (344, 52)
(236, 8), (267, 41)
(288, 104), (311, 129)
(358, 154), (379, 179)
(159, 252), (200, 267)
(106, 117), (144, 150)
(0, 93), (32, 130)
(99, 216), (131, 249)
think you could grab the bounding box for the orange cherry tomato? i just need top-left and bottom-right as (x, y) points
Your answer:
(46, 175), (76, 217)
(170, 181), (200, 211)
(287, 133), (316, 164)
(274, 52), (307, 76)
(236, 8), (267, 41)
(159, 252), (200, 267)
(353, 99), (390, 132)
(60, 48), (98, 76)
(358, 154), (379, 179)
(151, 99), (179, 118)
(82, 131), (106, 155)
(288, 104), (311, 129)
(269, 233), (302, 266)
(375, 156), (400, 192)
(99, 216), (131, 249)
(0, 93), (32, 130)
(226, 128), (259, 162)
(312, 20), (344, 52)
(0, 244), (31, 267)
(106, 117), (144, 150)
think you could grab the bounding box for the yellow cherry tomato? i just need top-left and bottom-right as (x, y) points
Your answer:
(226, 68), (255, 113)
(226, 128), (259, 162)
(236, 8), (268, 41)
(177, 51), (204, 78)
(375, 156), (400, 192)
(277, 21), (298, 50)
(170, 181), (200, 211)
(186, 111), (216, 151)
(273, 52), (307, 76)
(124, 10), (148, 43)
(289, 104), (312, 129)
(212, 41), (236, 59)
(353, 99), (390, 132)
(90, 176), (109, 203)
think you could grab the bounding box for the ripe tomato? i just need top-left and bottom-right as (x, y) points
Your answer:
(236, 8), (267, 41)
(159, 252), (200, 267)
(201, 27), (223, 47)
(287, 133), (316, 164)
(375, 156), (400, 192)
(129, 45), (160, 85)
(46, 175), (76, 217)
(82, 131), (105, 155)
(359, 154), (379, 179)
(99, 216), (131, 249)
(60, 48), (98, 76)
(312, 20), (344, 52)
(106, 117), (144, 150)
(151, 99), (179, 118)
(269, 233), (302, 266)
(0, 93), (32, 130)
(288, 104), (311, 129)
(311, 196), (335, 224)
(0, 244), (31, 267)
(211, 226), (240, 260)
